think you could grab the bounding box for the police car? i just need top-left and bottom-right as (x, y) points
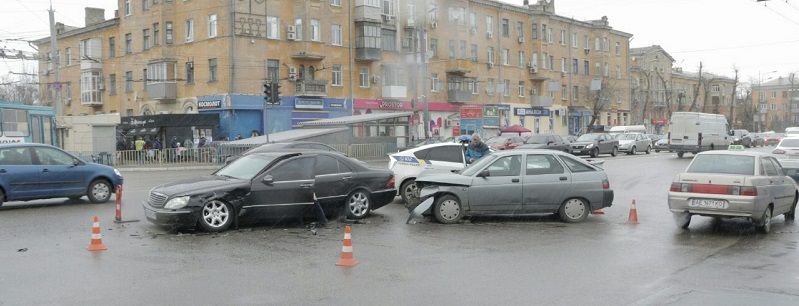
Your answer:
(389, 143), (470, 207)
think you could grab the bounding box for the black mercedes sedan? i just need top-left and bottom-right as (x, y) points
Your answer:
(143, 151), (395, 232)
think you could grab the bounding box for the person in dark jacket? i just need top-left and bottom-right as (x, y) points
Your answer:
(465, 134), (490, 163)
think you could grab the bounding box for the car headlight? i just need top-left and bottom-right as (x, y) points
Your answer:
(586, 143), (594, 148)
(164, 196), (190, 209)
(113, 168), (122, 177)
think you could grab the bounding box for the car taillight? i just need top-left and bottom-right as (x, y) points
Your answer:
(386, 175), (395, 189)
(740, 186), (757, 196)
(773, 149), (785, 154)
(670, 183), (691, 192)
(671, 183), (757, 196)
(602, 179), (609, 189)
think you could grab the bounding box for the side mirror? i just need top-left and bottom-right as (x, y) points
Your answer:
(262, 175), (274, 185)
(72, 159), (81, 167)
(547, 141), (554, 145)
(478, 169), (490, 178)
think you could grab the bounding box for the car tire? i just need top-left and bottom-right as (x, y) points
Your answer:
(677, 152), (684, 158)
(558, 198), (589, 223)
(755, 206), (773, 234)
(400, 179), (419, 209)
(346, 190), (371, 220)
(198, 200), (233, 232)
(611, 147), (618, 157)
(655, 149), (660, 153)
(433, 194), (464, 224)
(628, 146), (636, 155)
(0, 189), (4, 207)
(646, 146), (652, 154)
(673, 213), (691, 229)
(590, 147), (599, 158)
(87, 179), (112, 203)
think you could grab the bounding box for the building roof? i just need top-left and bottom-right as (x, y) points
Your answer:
(671, 70), (735, 82)
(760, 76), (798, 87)
(630, 45), (675, 63)
(297, 112), (412, 127)
(228, 128), (349, 145)
(33, 18), (119, 46)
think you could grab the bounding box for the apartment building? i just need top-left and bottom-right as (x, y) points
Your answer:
(752, 75), (799, 131)
(36, 0), (632, 141)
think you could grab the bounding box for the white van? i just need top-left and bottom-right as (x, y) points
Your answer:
(609, 125), (647, 135)
(785, 127), (799, 137)
(668, 112), (731, 158)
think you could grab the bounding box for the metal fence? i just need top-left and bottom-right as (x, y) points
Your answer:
(72, 142), (393, 168)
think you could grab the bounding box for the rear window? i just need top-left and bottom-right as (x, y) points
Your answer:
(780, 138), (799, 147)
(687, 154), (754, 175)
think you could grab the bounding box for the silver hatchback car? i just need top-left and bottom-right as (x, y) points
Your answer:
(414, 150), (614, 224)
(668, 149), (797, 233)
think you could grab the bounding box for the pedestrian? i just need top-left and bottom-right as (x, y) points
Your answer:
(134, 136), (145, 164)
(170, 136), (179, 162)
(465, 134), (490, 163)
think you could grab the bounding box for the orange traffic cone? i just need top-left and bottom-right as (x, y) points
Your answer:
(87, 216), (108, 251)
(627, 199), (639, 224)
(335, 225), (358, 267)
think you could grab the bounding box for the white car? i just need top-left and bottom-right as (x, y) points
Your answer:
(389, 143), (470, 207)
(772, 137), (799, 159)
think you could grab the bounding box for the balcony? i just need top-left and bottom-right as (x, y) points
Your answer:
(446, 59), (476, 75)
(447, 89), (472, 103)
(146, 82), (177, 100)
(295, 79), (328, 97)
(355, 47), (382, 62)
(382, 85), (407, 99)
(291, 51), (325, 61)
(530, 96), (554, 107)
(354, 1), (382, 21)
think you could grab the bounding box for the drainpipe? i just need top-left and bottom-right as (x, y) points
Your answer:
(229, 0), (236, 94)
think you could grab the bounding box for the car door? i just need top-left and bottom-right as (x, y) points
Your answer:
(637, 134), (647, 151)
(760, 157), (785, 211)
(313, 154), (353, 207)
(32, 147), (89, 196)
(522, 154), (571, 212)
(767, 157), (794, 213)
(468, 154), (523, 213)
(248, 156), (316, 219)
(424, 145), (467, 172)
(598, 134), (611, 153)
(0, 147), (41, 200)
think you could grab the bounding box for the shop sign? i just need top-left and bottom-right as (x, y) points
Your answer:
(329, 102), (345, 108)
(651, 118), (668, 125)
(514, 108), (550, 116)
(461, 107), (482, 119)
(483, 106), (499, 117)
(295, 99), (325, 110)
(197, 100), (222, 110)
(379, 100), (405, 109)
(0, 136), (24, 144)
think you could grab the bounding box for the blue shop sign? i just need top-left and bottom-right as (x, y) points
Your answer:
(514, 108), (550, 116)
(295, 99), (325, 110)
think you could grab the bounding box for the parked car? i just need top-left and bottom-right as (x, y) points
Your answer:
(143, 151), (395, 232)
(569, 133), (619, 157)
(615, 133), (652, 155)
(0, 143), (124, 206)
(518, 134), (570, 152)
(224, 141), (340, 164)
(668, 112), (731, 158)
(750, 133), (765, 147)
(389, 143), (470, 207)
(608, 125), (647, 136)
(731, 129), (752, 147)
(413, 149), (614, 224)
(485, 135), (526, 150)
(646, 134), (663, 145)
(668, 149), (797, 233)
(772, 137), (799, 160)
(565, 135), (578, 144)
(654, 138), (671, 152)
(765, 133), (784, 146)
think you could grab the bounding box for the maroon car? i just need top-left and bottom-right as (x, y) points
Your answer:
(765, 133), (784, 146)
(485, 135), (526, 150)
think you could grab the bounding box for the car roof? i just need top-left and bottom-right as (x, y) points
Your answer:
(0, 143), (55, 149)
(404, 142), (463, 151)
(695, 150), (773, 158)
(490, 148), (570, 156)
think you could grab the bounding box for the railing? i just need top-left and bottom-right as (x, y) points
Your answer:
(72, 142), (395, 168)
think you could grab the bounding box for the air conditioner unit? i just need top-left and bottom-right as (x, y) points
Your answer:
(518, 36), (525, 43)
(430, 21), (438, 29)
(288, 66), (297, 80)
(287, 25), (296, 33)
(287, 32), (296, 41)
(470, 27), (477, 34)
(486, 32), (493, 39)
(407, 18), (415, 27)
(444, 119), (455, 127)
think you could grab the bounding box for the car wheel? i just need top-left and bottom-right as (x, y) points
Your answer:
(590, 147), (599, 158)
(558, 198), (589, 223)
(400, 179), (419, 208)
(346, 190), (371, 219)
(87, 179), (112, 203)
(433, 195), (464, 224)
(611, 147), (618, 157)
(628, 146), (636, 155)
(673, 213), (691, 229)
(677, 152), (684, 158)
(755, 206), (773, 234)
(199, 200), (233, 232)
(0, 189), (4, 207)
(646, 146), (652, 154)
(655, 149), (660, 153)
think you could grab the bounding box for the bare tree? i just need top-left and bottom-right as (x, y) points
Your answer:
(0, 74), (39, 104)
(587, 77), (621, 127)
(655, 70), (674, 122)
(728, 67), (739, 127)
(701, 75), (721, 114)
(633, 69), (653, 125)
(735, 86), (755, 131)
(688, 62), (703, 112)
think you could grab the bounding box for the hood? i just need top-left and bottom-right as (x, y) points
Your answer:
(618, 139), (635, 145)
(152, 175), (250, 196)
(571, 141), (595, 146)
(416, 172), (473, 186)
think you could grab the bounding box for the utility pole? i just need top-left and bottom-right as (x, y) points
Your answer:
(48, 1), (62, 148)
(420, 0), (430, 139)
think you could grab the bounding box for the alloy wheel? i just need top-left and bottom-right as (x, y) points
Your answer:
(202, 200), (230, 228)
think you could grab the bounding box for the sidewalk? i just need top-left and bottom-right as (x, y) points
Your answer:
(118, 158), (390, 172)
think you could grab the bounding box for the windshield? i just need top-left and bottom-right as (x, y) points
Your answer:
(526, 135), (548, 144)
(687, 154), (754, 175)
(461, 154), (497, 176)
(577, 134), (600, 142)
(780, 138), (799, 147)
(215, 155), (276, 180)
(616, 134), (639, 140)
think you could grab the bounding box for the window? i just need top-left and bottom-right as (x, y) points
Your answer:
(0, 147), (33, 165)
(315, 155), (343, 175)
(109, 74), (116, 95)
(146, 62), (176, 83)
(125, 33), (132, 54)
(561, 58), (566, 73)
(486, 16), (493, 35)
(208, 58), (218, 82)
(584, 35), (589, 49)
(602, 37), (608, 51)
(430, 39), (438, 58)
(487, 47), (494, 64)
(561, 85), (567, 100)
(595, 37), (601, 50)
(584, 60), (589, 76)
(502, 49), (509, 65)
(485, 155), (522, 177)
(208, 15), (218, 38)
(525, 155), (564, 175)
(687, 155), (754, 176)
(142, 29), (150, 50)
(571, 32), (578, 48)
(712, 84), (720, 92)
(572, 59), (578, 74)
(487, 78), (495, 95)
(516, 21), (524, 39)
(266, 16), (278, 39)
(294, 18), (303, 41)
(185, 61), (195, 84)
(469, 12), (477, 30)
(185, 19), (195, 42)
(595, 63), (601, 76)
(470, 44), (478, 61)
(330, 0), (341, 6)
(365, 0), (380, 7)
(266, 59), (279, 82)
(383, 0), (396, 16)
(125, 71), (133, 92)
(35, 147), (75, 166)
(310, 19), (320, 41)
(427, 146), (464, 163)
(518, 51), (525, 68)
(501, 19), (509, 37)
(460, 40), (467, 59)
(559, 155), (595, 172)
(431, 73), (440, 92)
(518, 81), (525, 97)
(153, 23), (160, 46)
(165, 22), (173, 44)
(615, 41), (620, 55)
(108, 37), (115, 58)
(356, 24), (380, 49)
(573, 85), (579, 100)
(549, 55), (554, 71)
(360, 67), (369, 88)
(80, 70), (102, 103)
(471, 79), (478, 94)
(124, 0), (131, 16)
(560, 29), (566, 45)
(332, 64), (342, 86)
(331, 24), (342, 45)
(270, 157), (314, 181)
(448, 40), (455, 59)
(63, 48), (71, 66)
(503, 79), (510, 96)
(531, 23), (538, 40)
(143, 0), (150, 11)
(1, 109), (29, 137)
(604, 63), (609, 77)
(616, 65), (621, 79)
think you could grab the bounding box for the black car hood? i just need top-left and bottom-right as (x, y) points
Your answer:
(152, 175), (250, 197)
(570, 141), (595, 146)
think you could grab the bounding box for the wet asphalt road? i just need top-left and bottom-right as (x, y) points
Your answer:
(1, 149), (798, 305)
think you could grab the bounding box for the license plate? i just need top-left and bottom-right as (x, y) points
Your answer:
(144, 208), (156, 220)
(690, 199), (728, 209)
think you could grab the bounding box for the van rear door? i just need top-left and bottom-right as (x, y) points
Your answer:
(670, 114), (699, 146)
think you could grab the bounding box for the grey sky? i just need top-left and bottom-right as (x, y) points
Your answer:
(2, 0), (798, 84)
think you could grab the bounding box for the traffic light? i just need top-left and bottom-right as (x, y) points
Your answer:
(263, 82), (272, 104)
(271, 82), (281, 104)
